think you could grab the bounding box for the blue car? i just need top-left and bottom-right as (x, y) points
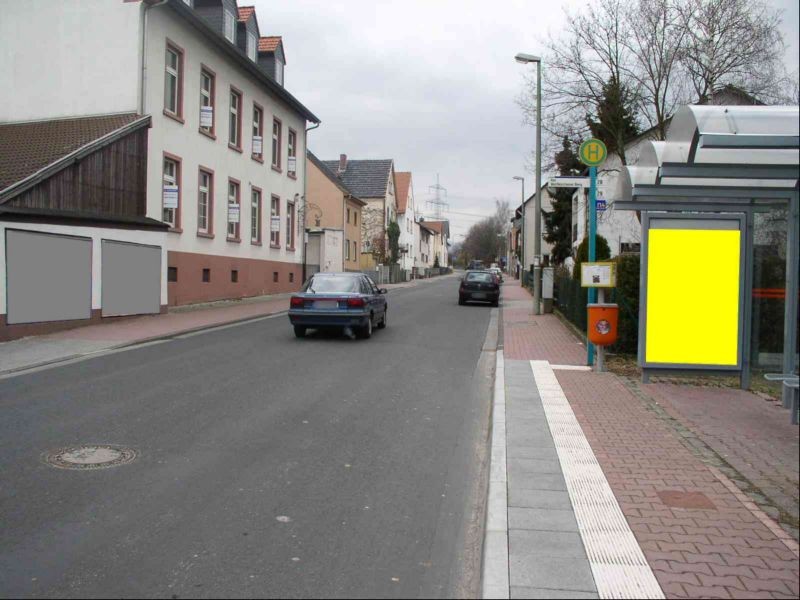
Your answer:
(288, 272), (388, 339)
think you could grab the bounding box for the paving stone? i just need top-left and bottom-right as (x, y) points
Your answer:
(508, 488), (573, 510)
(508, 507), (578, 532)
(511, 587), (598, 599)
(508, 457), (563, 476)
(507, 445), (559, 459)
(509, 555), (596, 591)
(508, 472), (567, 492)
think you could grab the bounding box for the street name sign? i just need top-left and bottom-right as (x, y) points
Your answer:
(548, 176), (605, 188)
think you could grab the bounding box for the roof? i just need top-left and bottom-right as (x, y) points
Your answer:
(306, 151), (366, 206)
(320, 159), (393, 199)
(395, 172), (411, 213)
(237, 6), (255, 22)
(258, 36), (281, 53)
(167, 0), (318, 123)
(418, 222), (437, 235)
(0, 113), (142, 193)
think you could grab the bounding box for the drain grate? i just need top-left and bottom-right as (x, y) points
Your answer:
(44, 445), (137, 470)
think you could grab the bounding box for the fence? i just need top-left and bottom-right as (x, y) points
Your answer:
(364, 266), (453, 284)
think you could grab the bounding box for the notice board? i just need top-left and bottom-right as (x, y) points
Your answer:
(642, 215), (744, 369)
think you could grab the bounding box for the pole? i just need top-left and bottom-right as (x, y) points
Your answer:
(587, 165), (597, 366)
(596, 287), (605, 372)
(520, 178), (525, 282)
(532, 60), (542, 315)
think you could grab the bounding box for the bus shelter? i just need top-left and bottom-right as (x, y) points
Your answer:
(618, 105), (799, 400)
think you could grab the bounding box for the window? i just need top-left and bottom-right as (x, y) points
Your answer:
(168, 267), (178, 282)
(289, 273), (294, 283)
(231, 270), (239, 283)
(273, 272), (279, 283)
(229, 88), (242, 149)
(347, 208), (351, 224)
(354, 212), (357, 226)
(223, 9), (235, 43)
(270, 195), (280, 246)
(163, 156), (180, 228)
(198, 169), (213, 234)
(353, 241), (357, 260)
(252, 104), (263, 159)
(251, 188), (262, 243)
(286, 200), (296, 249)
(199, 68), (215, 134)
(246, 32), (257, 62)
(202, 268), (211, 283)
(271, 118), (282, 169)
(287, 129), (297, 177)
(227, 179), (240, 240)
(164, 44), (183, 118)
(275, 59), (284, 86)
(345, 238), (350, 261)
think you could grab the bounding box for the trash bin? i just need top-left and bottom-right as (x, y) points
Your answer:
(587, 303), (619, 345)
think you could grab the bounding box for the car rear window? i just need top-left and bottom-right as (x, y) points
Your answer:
(304, 276), (360, 293)
(466, 272), (494, 283)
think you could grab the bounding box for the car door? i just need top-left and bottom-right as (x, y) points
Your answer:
(365, 276), (385, 315)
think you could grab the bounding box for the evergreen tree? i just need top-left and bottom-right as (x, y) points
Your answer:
(585, 77), (640, 164)
(386, 221), (400, 264)
(543, 137), (580, 265)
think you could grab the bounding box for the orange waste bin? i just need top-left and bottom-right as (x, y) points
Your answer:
(587, 303), (619, 346)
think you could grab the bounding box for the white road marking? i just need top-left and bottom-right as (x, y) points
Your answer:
(530, 360), (664, 600)
(550, 364), (593, 371)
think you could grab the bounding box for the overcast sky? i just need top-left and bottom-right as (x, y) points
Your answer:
(251, 0), (799, 241)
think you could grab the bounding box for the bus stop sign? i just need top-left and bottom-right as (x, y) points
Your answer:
(579, 138), (607, 166)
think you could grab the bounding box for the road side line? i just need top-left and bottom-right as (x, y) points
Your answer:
(530, 360), (664, 600)
(482, 349), (509, 600)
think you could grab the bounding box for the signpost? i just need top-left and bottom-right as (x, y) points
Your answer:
(578, 138), (608, 366)
(548, 176), (604, 188)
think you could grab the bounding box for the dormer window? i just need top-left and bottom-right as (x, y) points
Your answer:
(223, 9), (235, 43)
(247, 32), (257, 62)
(275, 59), (284, 85)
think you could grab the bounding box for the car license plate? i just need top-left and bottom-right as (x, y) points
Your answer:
(315, 301), (338, 309)
(473, 292), (486, 299)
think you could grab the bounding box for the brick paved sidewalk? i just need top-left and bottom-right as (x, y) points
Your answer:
(500, 281), (800, 599)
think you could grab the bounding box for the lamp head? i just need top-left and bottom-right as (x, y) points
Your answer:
(515, 53), (541, 64)
(512, 176), (524, 181)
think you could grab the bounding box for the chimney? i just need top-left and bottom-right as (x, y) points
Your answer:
(338, 154), (347, 173)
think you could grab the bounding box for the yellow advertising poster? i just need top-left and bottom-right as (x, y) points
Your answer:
(645, 228), (741, 366)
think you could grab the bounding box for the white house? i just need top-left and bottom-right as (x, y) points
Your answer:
(0, 0), (319, 306)
(395, 172), (418, 273)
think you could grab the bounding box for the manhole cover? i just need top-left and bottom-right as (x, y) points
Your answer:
(44, 445), (137, 470)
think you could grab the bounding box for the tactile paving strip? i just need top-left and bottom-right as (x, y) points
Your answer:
(530, 360), (665, 600)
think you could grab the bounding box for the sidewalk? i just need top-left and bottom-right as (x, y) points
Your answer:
(0, 273), (454, 376)
(483, 280), (799, 599)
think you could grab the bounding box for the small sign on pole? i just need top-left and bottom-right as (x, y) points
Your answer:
(580, 261), (616, 288)
(227, 204), (240, 223)
(596, 199), (607, 212)
(163, 185), (179, 209)
(200, 106), (213, 128)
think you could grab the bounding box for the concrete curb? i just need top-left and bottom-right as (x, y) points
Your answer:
(482, 348), (509, 599)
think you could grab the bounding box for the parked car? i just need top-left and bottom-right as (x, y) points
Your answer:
(288, 273), (388, 339)
(489, 267), (504, 283)
(459, 270), (500, 307)
(467, 259), (485, 271)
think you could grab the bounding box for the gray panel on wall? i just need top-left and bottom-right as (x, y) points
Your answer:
(5, 229), (92, 325)
(101, 241), (161, 317)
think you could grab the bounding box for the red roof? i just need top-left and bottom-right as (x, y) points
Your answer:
(258, 36), (281, 53)
(423, 220), (443, 235)
(237, 6), (255, 22)
(395, 172), (411, 213)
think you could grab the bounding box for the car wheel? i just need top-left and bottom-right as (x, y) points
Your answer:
(377, 308), (387, 329)
(492, 299), (499, 307)
(293, 325), (306, 338)
(458, 296), (465, 306)
(357, 316), (373, 339)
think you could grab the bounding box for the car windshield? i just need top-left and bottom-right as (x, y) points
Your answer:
(466, 272), (494, 283)
(304, 276), (361, 294)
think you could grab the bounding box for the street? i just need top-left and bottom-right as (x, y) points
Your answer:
(0, 276), (494, 599)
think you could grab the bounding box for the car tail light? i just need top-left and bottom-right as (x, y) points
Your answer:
(347, 297), (365, 308)
(290, 296), (304, 308)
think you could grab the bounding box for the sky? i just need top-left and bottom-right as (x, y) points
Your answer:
(251, 0), (799, 242)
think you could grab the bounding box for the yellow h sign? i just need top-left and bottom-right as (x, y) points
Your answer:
(579, 138), (607, 166)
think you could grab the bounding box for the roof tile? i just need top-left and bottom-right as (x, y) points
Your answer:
(237, 6), (255, 22)
(321, 159), (393, 199)
(258, 36), (281, 53)
(395, 172), (411, 213)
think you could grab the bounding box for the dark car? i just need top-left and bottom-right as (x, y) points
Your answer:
(459, 270), (500, 307)
(288, 272), (388, 339)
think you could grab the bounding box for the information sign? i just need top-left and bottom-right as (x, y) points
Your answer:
(579, 138), (607, 166)
(580, 261), (616, 288)
(163, 185), (178, 209)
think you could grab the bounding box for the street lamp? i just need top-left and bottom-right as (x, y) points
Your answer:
(515, 52), (542, 314)
(512, 176), (524, 280)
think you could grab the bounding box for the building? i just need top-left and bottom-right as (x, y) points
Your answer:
(305, 151), (365, 273)
(0, 114), (168, 341)
(321, 156), (396, 263)
(394, 172), (418, 273)
(420, 220), (450, 268)
(417, 222), (436, 269)
(0, 0), (320, 306)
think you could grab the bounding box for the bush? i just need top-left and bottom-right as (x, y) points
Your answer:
(573, 235), (611, 280)
(610, 253), (640, 355)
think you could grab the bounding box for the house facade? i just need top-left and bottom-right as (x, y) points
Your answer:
(0, 0), (319, 306)
(395, 172), (418, 272)
(321, 156), (396, 263)
(417, 222), (436, 269)
(306, 152), (365, 273)
(421, 220), (450, 268)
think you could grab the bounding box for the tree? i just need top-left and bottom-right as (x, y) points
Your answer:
(386, 221), (400, 265)
(433, 255), (440, 268)
(461, 201), (510, 265)
(573, 234), (611, 280)
(543, 138), (580, 265)
(585, 77), (640, 162)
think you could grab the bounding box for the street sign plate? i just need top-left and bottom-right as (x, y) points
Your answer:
(548, 176), (605, 188)
(579, 138), (607, 166)
(596, 199), (607, 212)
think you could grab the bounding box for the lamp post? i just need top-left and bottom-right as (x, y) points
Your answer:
(515, 52), (542, 314)
(512, 176), (524, 281)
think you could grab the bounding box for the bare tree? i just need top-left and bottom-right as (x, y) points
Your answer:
(677, 0), (786, 103)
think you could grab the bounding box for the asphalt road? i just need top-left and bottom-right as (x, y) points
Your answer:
(0, 275), (496, 599)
